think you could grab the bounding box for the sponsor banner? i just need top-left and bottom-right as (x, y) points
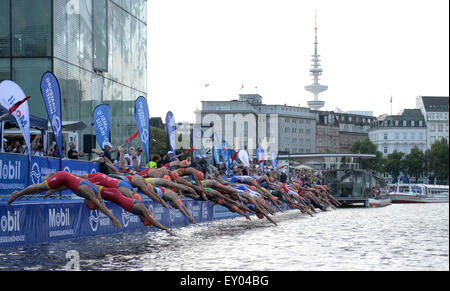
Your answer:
(0, 154), (100, 195)
(0, 197), (230, 248)
(0, 80), (31, 154)
(92, 104), (111, 149)
(165, 111), (176, 155)
(256, 146), (265, 173)
(238, 149), (250, 167)
(134, 97), (150, 163)
(212, 133), (221, 165)
(40, 72), (63, 158)
(270, 152), (278, 171)
(0, 153), (28, 195)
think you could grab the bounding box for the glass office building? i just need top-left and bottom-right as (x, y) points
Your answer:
(0, 0), (147, 152)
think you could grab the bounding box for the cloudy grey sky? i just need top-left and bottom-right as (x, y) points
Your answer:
(147, 0), (449, 123)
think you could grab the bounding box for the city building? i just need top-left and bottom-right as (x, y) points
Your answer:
(336, 112), (373, 153)
(416, 96), (449, 149)
(0, 0), (147, 151)
(196, 94), (317, 158)
(369, 109), (427, 157)
(313, 111), (340, 153)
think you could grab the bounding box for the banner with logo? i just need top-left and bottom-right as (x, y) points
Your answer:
(92, 104), (111, 149)
(0, 80), (31, 154)
(0, 194), (216, 248)
(238, 149), (250, 167)
(134, 97), (150, 163)
(256, 146), (265, 173)
(165, 111), (176, 155)
(221, 141), (231, 171)
(0, 153), (28, 195)
(211, 132), (221, 165)
(40, 72), (63, 158)
(270, 152), (278, 171)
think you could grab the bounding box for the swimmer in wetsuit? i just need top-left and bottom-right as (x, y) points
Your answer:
(8, 171), (122, 229)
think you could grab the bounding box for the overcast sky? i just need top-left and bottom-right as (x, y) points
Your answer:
(147, 0), (449, 123)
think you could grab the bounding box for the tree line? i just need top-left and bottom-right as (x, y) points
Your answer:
(351, 138), (449, 184)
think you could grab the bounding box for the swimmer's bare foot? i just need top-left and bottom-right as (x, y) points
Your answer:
(8, 191), (21, 205)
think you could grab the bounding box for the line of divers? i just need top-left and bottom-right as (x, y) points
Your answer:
(7, 146), (341, 237)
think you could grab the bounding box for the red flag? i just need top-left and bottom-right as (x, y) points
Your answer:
(184, 146), (195, 154)
(280, 165), (286, 169)
(9, 96), (31, 114)
(126, 130), (140, 144)
(231, 152), (239, 161)
(205, 84), (210, 88)
(240, 83), (244, 91)
(390, 96), (392, 104)
(257, 159), (264, 164)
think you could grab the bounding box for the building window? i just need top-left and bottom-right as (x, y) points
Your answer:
(306, 129), (310, 134)
(285, 118), (290, 123)
(395, 120), (399, 126)
(0, 0), (10, 57)
(11, 0), (52, 57)
(93, 0), (109, 72)
(384, 147), (388, 154)
(403, 120), (407, 126)
(411, 120), (415, 127)
(12, 58), (51, 119)
(431, 124), (436, 132)
(419, 120), (423, 127)
(0, 59), (10, 81)
(285, 127), (290, 133)
(431, 136), (436, 143)
(438, 124), (443, 132)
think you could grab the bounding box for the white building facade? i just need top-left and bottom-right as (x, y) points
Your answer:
(195, 94), (317, 159)
(416, 96), (449, 149)
(369, 109), (427, 157)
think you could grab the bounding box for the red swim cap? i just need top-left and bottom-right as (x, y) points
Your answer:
(250, 186), (257, 191)
(269, 177), (274, 183)
(197, 171), (204, 180)
(163, 175), (171, 181)
(143, 219), (152, 226)
(272, 196), (278, 202)
(256, 213), (265, 219)
(133, 193), (142, 201)
(169, 171), (179, 181)
(87, 200), (98, 210)
(181, 160), (190, 167)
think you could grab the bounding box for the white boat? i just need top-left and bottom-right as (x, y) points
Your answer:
(388, 184), (449, 203)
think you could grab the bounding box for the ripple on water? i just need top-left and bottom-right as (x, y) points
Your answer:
(0, 204), (448, 271)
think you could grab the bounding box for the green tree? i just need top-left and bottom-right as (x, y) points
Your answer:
(403, 146), (425, 182)
(428, 138), (449, 181)
(149, 126), (170, 157)
(350, 138), (384, 172)
(384, 150), (405, 181)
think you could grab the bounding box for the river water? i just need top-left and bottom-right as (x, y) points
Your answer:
(0, 203), (448, 271)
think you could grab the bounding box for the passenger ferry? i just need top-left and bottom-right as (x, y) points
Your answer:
(388, 184), (449, 203)
(324, 168), (391, 208)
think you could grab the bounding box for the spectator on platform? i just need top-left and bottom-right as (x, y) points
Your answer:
(67, 142), (85, 160)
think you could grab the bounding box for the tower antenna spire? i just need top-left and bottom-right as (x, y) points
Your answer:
(305, 11), (328, 110)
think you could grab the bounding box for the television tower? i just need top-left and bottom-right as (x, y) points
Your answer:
(305, 12), (328, 110)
